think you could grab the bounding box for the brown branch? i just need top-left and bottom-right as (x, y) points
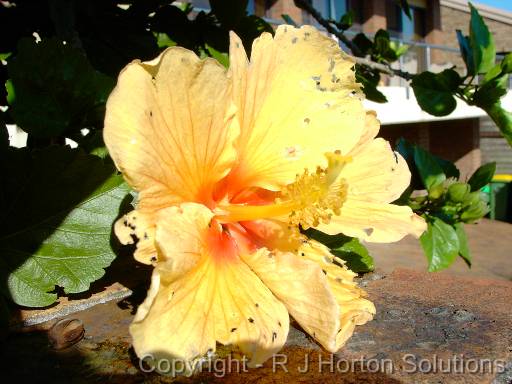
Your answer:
(293, 0), (414, 81)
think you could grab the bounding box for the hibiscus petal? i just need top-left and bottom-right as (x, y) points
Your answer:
(342, 138), (411, 203)
(130, 203), (289, 373)
(319, 200), (427, 242)
(227, 26), (366, 192)
(241, 248), (341, 352)
(348, 111), (380, 157)
(104, 48), (239, 212)
(299, 240), (375, 349)
(114, 209), (156, 265)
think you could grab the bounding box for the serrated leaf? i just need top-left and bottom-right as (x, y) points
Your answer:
(483, 103), (512, 147)
(469, 3), (496, 73)
(0, 146), (130, 307)
(413, 145), (446, 191)
(454, 223), (471, 267)
(467, 162), (496, 191)
(473, 73), (508, 109)
(7, 38), (114, 138)
(305, 229), (374, 273)
(420, 218), (459, 272)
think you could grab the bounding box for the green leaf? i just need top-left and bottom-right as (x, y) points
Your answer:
(420, 218), (460, 272)
(205, 43), (229, 68)
(433, 155), (460, 179)
(281, 14), (298, 27)
(467, 162), (496, 191)
(411, 69), (461, 116)
(331, 238), (374, 273)
(483, 103), (512, 147)
(469, 3), (496, 73)
(7, 38), (114, 138)
(446, 182), (470, 203)
(373, 29), (397, 62)
(483, 63), (502, 83)
(501, 53), (512, 73)
(413, 146), (446, 191)
(338, 11), (353, 30)
(352, 33), (373, 57)
(390, 41), (409, 58)
(355, 65), (387, 103)
(0, 146), (130, 307)
(460, 197), (489, 223)
(454, 223), (471, 267)
(304, 229), (374, 273)
(473, 76), (509, 110)
(210, 0), (248, 27)
(456, 30), (475, 75)
(396, 0), (412, 19)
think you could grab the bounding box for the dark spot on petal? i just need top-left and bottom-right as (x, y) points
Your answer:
(236, 42), (240, 48)
(272, 332), (277, 342)
(304, 118), (310, 124)
(322, 269), (327, 275)
(393, 152), (399, 164)
(291, 37), (298, 44)
(255, 303), (259, 308)
(278, 321), (282, 327)
(150, 256), (157, 262)
(149, 111), (153, 117)
(248, 317), (254, 323)
(143, 232), (149, 240)
(301, 252), (305, 256)
(231, 327), (237, 332)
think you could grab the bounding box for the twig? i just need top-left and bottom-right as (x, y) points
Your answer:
(293, 0), (414, 81)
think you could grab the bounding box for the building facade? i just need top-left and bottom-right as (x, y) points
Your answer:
(191, 0), (512, 177)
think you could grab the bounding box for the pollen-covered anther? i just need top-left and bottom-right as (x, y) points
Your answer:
(282, 152), (350, 229)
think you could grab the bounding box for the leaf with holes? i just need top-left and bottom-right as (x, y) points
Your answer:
(0, 146), (130, 307)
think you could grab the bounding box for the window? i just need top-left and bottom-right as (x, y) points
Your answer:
(303, 0), (361, 28)
(386, 0), (426, 41)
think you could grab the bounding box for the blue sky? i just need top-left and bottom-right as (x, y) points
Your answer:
(475, 0), (512, 11)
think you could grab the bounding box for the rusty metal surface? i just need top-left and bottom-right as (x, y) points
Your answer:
(366, 219), (512, 281)
(1, 268), (511, 383)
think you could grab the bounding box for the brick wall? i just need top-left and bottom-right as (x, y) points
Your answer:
(379, 118), (481, 180)
(438, 5), (512, 70)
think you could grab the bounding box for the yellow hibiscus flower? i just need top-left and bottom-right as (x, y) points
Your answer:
(104, 25), (426, 373)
